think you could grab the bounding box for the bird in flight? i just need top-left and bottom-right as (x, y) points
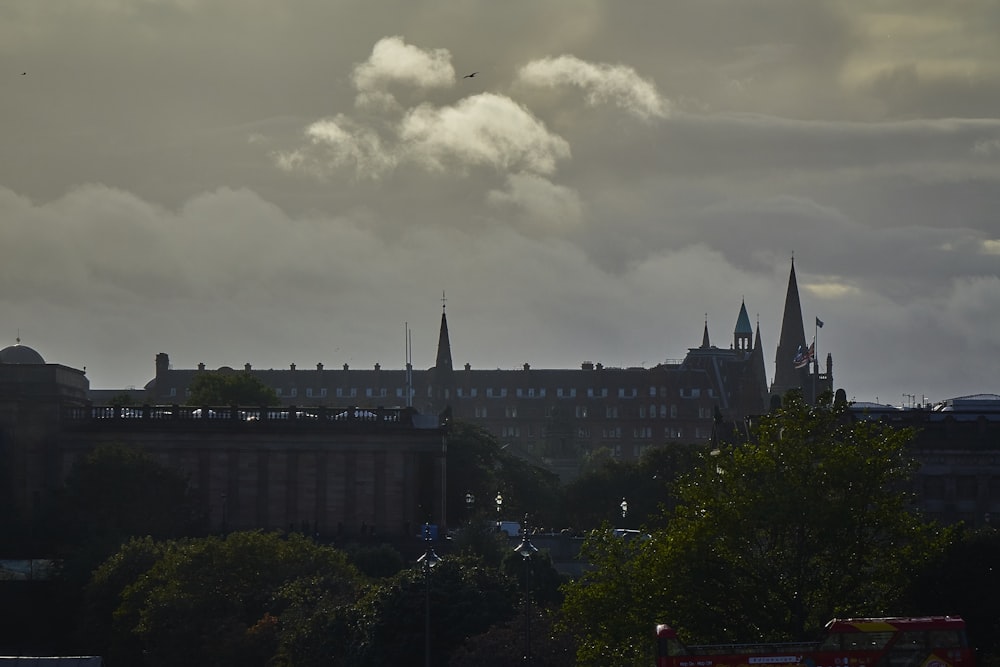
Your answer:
(463, 71), (478, 78)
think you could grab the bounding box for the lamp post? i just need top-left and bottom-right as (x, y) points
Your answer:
(513, 513), (538, 663)
(416, 524), (441, 667)
(465, 491), (475, 518)
(495, 492), (503, 532)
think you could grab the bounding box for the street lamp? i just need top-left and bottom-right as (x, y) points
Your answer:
(465, 491), (475, 518)
(620, 497), (628, 521)
(416, 525), (441, 667)
(513, 513), (538, 663)
(495, 492), (503, 532)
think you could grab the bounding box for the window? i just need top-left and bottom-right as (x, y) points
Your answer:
(290, 388), (298, 398)
(670, 404), (678, 418)
(457, 388), (464, 398)
(639, 406), (646, 418)
(275, 388), (283, 397)
(396, 388), (404, 398)
(500, 388), (508, 397)
(336, 388), (343, 398)
(380, 388), (387, 397)
(350, 388), (357, 397)
(475, 406), (488, 418)
(606, 406), (619, 418)
(169, 388), (177, 397)
(320, 388), (327, 398)
(528, 388), (536, 398)
(306, 388), (313, 398)
(487, 388), (494, 398)
(470, 388), (478, 397)
(575, 405), (588, 418)
(505, 406), (518, 418)
(539, 388), (546, 397)
(570, 388), (576, 397)
(366, 388), (373, 398)
(587, 388), (594, 398)
(649, 386), (657, 397)
(516, 388), (523, 398)
(557, 388), (564, 398)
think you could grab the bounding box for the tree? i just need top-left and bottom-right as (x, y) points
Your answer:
(47, 442), (203, 589)
(113, 531), (361, 667)
(350, 554), (518, 666)
(185, 370), (279, 406)
(445, 421), (562, 530)
(560, 391), (949, 663)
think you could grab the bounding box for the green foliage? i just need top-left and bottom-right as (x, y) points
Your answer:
(559, 525), (663, 666)
(560, 391), (949, 662)
(446, 420), (562, 529)
(78, 536), (172, 663)
(342, 541), (405, 578)
(49, 442), (203, 588)
(450, 605), (577, 666)
(114, 531), (361, 667)
(563, 443), (706, 529)
(185, 370), (279, 406)
(350, 554), (518, 666)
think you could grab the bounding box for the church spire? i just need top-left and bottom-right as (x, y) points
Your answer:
(770, 258), (808, 400)
(734, 300), (753, 352)
(434, 292), (453, 372)
(701, 315), (711, 349)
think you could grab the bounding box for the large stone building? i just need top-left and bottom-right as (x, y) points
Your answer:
(144, 261), (823, 476)
(1, 341), (448, 536)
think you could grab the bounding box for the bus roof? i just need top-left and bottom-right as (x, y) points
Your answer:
(824, 616), (966, 633)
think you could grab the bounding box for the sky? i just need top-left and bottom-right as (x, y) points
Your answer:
(2, 1), (999, 406)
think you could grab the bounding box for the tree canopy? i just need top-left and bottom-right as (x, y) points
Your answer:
(560, 391), (950, 664)
(185, 370), (279, 406)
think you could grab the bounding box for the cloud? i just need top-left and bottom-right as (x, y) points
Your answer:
(351, 36), (456, 110)
(517, 54), (669, 120)
(487, 172), (583, 231)
(399, 94), (571, 175)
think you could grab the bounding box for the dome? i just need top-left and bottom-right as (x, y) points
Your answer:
(0, 343), (45, 364)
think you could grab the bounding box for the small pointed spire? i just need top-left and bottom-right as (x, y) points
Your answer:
(701, 314), (711, 349)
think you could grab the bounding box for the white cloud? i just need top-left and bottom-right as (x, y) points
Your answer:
(398, 94), (570, 175)
(517, 55), (669, 120)
(351, 36), (456, 100)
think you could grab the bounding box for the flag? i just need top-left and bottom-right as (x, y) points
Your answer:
(793, 341), (815, 369)
(816, 317), (824, 328)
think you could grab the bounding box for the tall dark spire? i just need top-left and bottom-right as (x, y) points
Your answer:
(771, 258), (808, 399)
(701, 315), (711, 349)
(434, 293), (453, 372)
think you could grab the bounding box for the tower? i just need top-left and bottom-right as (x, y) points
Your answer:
(429, 295), (455, 415)
(734, 301), (753, 353)
(770, 259), (810, 402)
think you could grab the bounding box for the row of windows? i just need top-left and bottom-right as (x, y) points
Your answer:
(471, 404), (708, 420)
(456, 387), (714, 399)
(169, 384), (715, 402)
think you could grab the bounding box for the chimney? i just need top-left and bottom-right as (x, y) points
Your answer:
(375, 363), (381, 371)
(465, 363), (471, 371)
(343, 363), (349, 371)
(523, 363), (530, 371)
(290, 363), (296, 371)
(198, 363), (205, 371)
(316, 362), (323, 371)
(245, 363), (252, 372)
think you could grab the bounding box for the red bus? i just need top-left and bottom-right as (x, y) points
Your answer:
(656, 616), (974, 667)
